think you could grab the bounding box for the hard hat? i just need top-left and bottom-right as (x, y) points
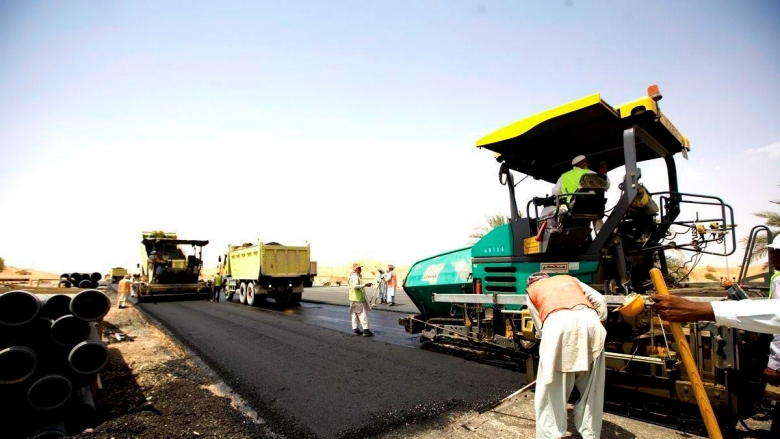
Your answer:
(151, 251), (157, 254)
(613, 293), (645, 317)
(768, 236), (780, 251)
(572, 155), (587, 166)
(352, 262), (363, 270)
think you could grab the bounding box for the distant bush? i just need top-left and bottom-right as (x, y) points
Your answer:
(706, 266), (716, 273)
(0, 257), (4, 272)
(16, 270), (31, 276)
(704, 273), (718, 281)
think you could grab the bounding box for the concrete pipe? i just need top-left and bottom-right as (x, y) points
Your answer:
(0, 290), (41, 326)
(68, 326), (108, 375)
(90, 279), (99, 289)
(0, 346), (37, 384)
(89, 272), (102, 282)
(28, 422), (68, 439)
(78, 279), (92, 289)
(69, 273), (81, 284)
(59, 274), (70, 281)
(80, 273), (91, 281)
(0, 324), (18, 349)
(38, 294), (73, 320)
(51, 315), (91, 347)
(57, 280), (71, 288)
(69, 290), (110, 322)
(27, 374), (73, 411)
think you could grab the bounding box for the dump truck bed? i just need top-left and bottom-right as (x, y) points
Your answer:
(227, 242), (310, 279)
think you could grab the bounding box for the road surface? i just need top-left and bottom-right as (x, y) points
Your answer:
(137, 298), (520, 439)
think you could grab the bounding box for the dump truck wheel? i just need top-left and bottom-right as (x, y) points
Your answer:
(225, 291), (234, 301)
(247, 283), (256, 307)
(289, 293), (301, 306)
(238, 282), (247, 304)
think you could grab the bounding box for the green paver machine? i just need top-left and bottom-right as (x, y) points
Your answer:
(399, 86), (773, 422)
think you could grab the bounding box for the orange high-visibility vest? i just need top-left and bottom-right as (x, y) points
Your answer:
(526, 275), (594, 324)
(387, 271), (397, 287)
(118, 279), (132, 294)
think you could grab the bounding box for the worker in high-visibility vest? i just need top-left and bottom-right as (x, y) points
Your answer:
(767, 237), (780, 384)
(385, 265), (398, 306)
(550, 155), (610, 232)
(117, 275), (132, 309)
(213, 273), (223, 302)
(525, 272), (607, 439)
(552, 155), (610, 201)
(348, 262), (374, 337)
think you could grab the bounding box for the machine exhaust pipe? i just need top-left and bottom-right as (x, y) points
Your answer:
(38, 294), (73, 320)
(0, 290), (41, 326)
(51, 315), (91, 347)
(68, 325), (109, 376)
(27, 373), (73, 411)
(69, 290), (110, 322)
(0, 346), (37, 384)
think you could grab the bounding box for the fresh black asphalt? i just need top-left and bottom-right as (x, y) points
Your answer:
(137, 299), (521, 438)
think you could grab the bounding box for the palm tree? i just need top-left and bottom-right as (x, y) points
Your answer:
(741, 184), (780, 267)
(469, 213), (514, 244)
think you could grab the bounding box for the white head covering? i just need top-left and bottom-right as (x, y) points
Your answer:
(768, 236), (780, 251)
(572, 155), (587, 166)
(526, 272), (550, 287)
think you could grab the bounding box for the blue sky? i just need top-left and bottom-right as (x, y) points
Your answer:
(1, 1), (778, 274)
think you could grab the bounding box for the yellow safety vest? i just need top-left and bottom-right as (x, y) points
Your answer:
(770, 272), (779, 299)
(560, 167), (591, 202)
(348, 273), (366, 302)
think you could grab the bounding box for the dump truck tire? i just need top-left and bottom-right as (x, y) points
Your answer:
(290, 292), (301, 306)
(238, 282), (247, 304)
(246, 283), (256, 307)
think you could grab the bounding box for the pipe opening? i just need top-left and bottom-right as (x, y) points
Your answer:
(51, 315), (91, 346)
(0, 346), (37, 384)
(28, 374), (72, 411)
(69, 342), (109, 374)
(0, 290), (41, 326)
(69, 290), (110, 321)
(41, 295), (73, 320)
(0, 325), (18, 349)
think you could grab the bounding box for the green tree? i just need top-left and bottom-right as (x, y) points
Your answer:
(0, 257), (4, 272)
(741, 185), (780, 266)
(469, 213), (513, 244)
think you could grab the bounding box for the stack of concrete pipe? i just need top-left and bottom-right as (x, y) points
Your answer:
(57, 272), (103, 289)
(0, 289), (111, 439)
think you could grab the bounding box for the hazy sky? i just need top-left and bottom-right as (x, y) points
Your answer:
(1, 1), (778, 275)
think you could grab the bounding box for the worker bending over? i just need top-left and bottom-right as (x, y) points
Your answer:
(525, 272), (607, 439)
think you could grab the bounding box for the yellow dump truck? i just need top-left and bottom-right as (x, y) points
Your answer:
(222, 241), (310, 306)
(109, 267), (127, 283)
(134, 231), (211, 302)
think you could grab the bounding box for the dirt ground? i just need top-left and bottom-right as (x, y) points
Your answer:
(71, 297), (275, 439)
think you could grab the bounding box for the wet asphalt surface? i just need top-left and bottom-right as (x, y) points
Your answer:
(137, 296), (520, 439)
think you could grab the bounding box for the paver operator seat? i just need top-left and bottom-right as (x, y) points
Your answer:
(536, 173), (608, 248)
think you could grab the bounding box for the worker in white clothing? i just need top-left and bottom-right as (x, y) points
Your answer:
(385, 265), (397, 306)
(348, 262), (374, 337)
(117, 275), (133, 309)
(525, 272), (607, 439)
